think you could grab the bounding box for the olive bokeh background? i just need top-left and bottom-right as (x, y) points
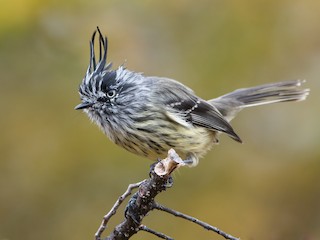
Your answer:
(1, 1), (319, 239)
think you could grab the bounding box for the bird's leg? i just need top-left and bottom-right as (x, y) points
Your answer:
(183, 153), (199, 167)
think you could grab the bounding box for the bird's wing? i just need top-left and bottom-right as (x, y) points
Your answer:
(150, 77), (242, 142)
(166, 96), (242, 142)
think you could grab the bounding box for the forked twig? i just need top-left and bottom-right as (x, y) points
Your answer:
(95, 149), (240, 240)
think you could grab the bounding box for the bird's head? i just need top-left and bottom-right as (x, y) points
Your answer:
(75, 27), (142, 120)
(75, 27), (120, 111)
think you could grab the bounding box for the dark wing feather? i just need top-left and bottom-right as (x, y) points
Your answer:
(156, 78), (242, 142)
(171, 97), (242, 142)
(192, 100), (241, 140)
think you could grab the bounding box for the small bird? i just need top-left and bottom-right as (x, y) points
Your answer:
(75, 27), (309, 166)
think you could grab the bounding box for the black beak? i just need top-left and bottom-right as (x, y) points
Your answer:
(74, 102), (94, 110)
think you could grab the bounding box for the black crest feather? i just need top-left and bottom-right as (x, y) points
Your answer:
(87, 27), (111, 77)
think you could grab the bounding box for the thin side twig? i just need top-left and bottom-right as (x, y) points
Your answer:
(95, 180), (145, 240)
(153, 202), (240, 240)
(139, 225), (174, 240)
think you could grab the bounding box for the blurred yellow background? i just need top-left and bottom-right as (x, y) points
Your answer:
(1, 1), (319, 239)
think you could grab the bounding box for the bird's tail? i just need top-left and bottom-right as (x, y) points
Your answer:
(209, 80), (310, 121)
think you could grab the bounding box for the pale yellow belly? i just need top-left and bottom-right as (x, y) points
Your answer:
(121, 123), (218, 162)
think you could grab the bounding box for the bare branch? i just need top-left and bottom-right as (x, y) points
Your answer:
(95, 180), (145, 240)
(139, 225), (174, 240)
(153, 202), (240, 240)
(100, 149), (183, 240)
(96, 149), (240, 240)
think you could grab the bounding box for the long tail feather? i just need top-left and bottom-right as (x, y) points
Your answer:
(209, 80), (310, 121)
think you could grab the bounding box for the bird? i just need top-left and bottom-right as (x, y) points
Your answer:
(75, 27), (310, 167)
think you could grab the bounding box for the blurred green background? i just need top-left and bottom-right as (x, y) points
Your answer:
(1, 0), (319, 239)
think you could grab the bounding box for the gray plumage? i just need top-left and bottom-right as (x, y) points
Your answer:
(75, 28), (310, 166)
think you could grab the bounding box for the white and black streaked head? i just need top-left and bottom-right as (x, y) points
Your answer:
(75, 28), (143, 130)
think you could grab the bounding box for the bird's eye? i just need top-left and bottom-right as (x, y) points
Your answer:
(106, 89), (116, 98)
